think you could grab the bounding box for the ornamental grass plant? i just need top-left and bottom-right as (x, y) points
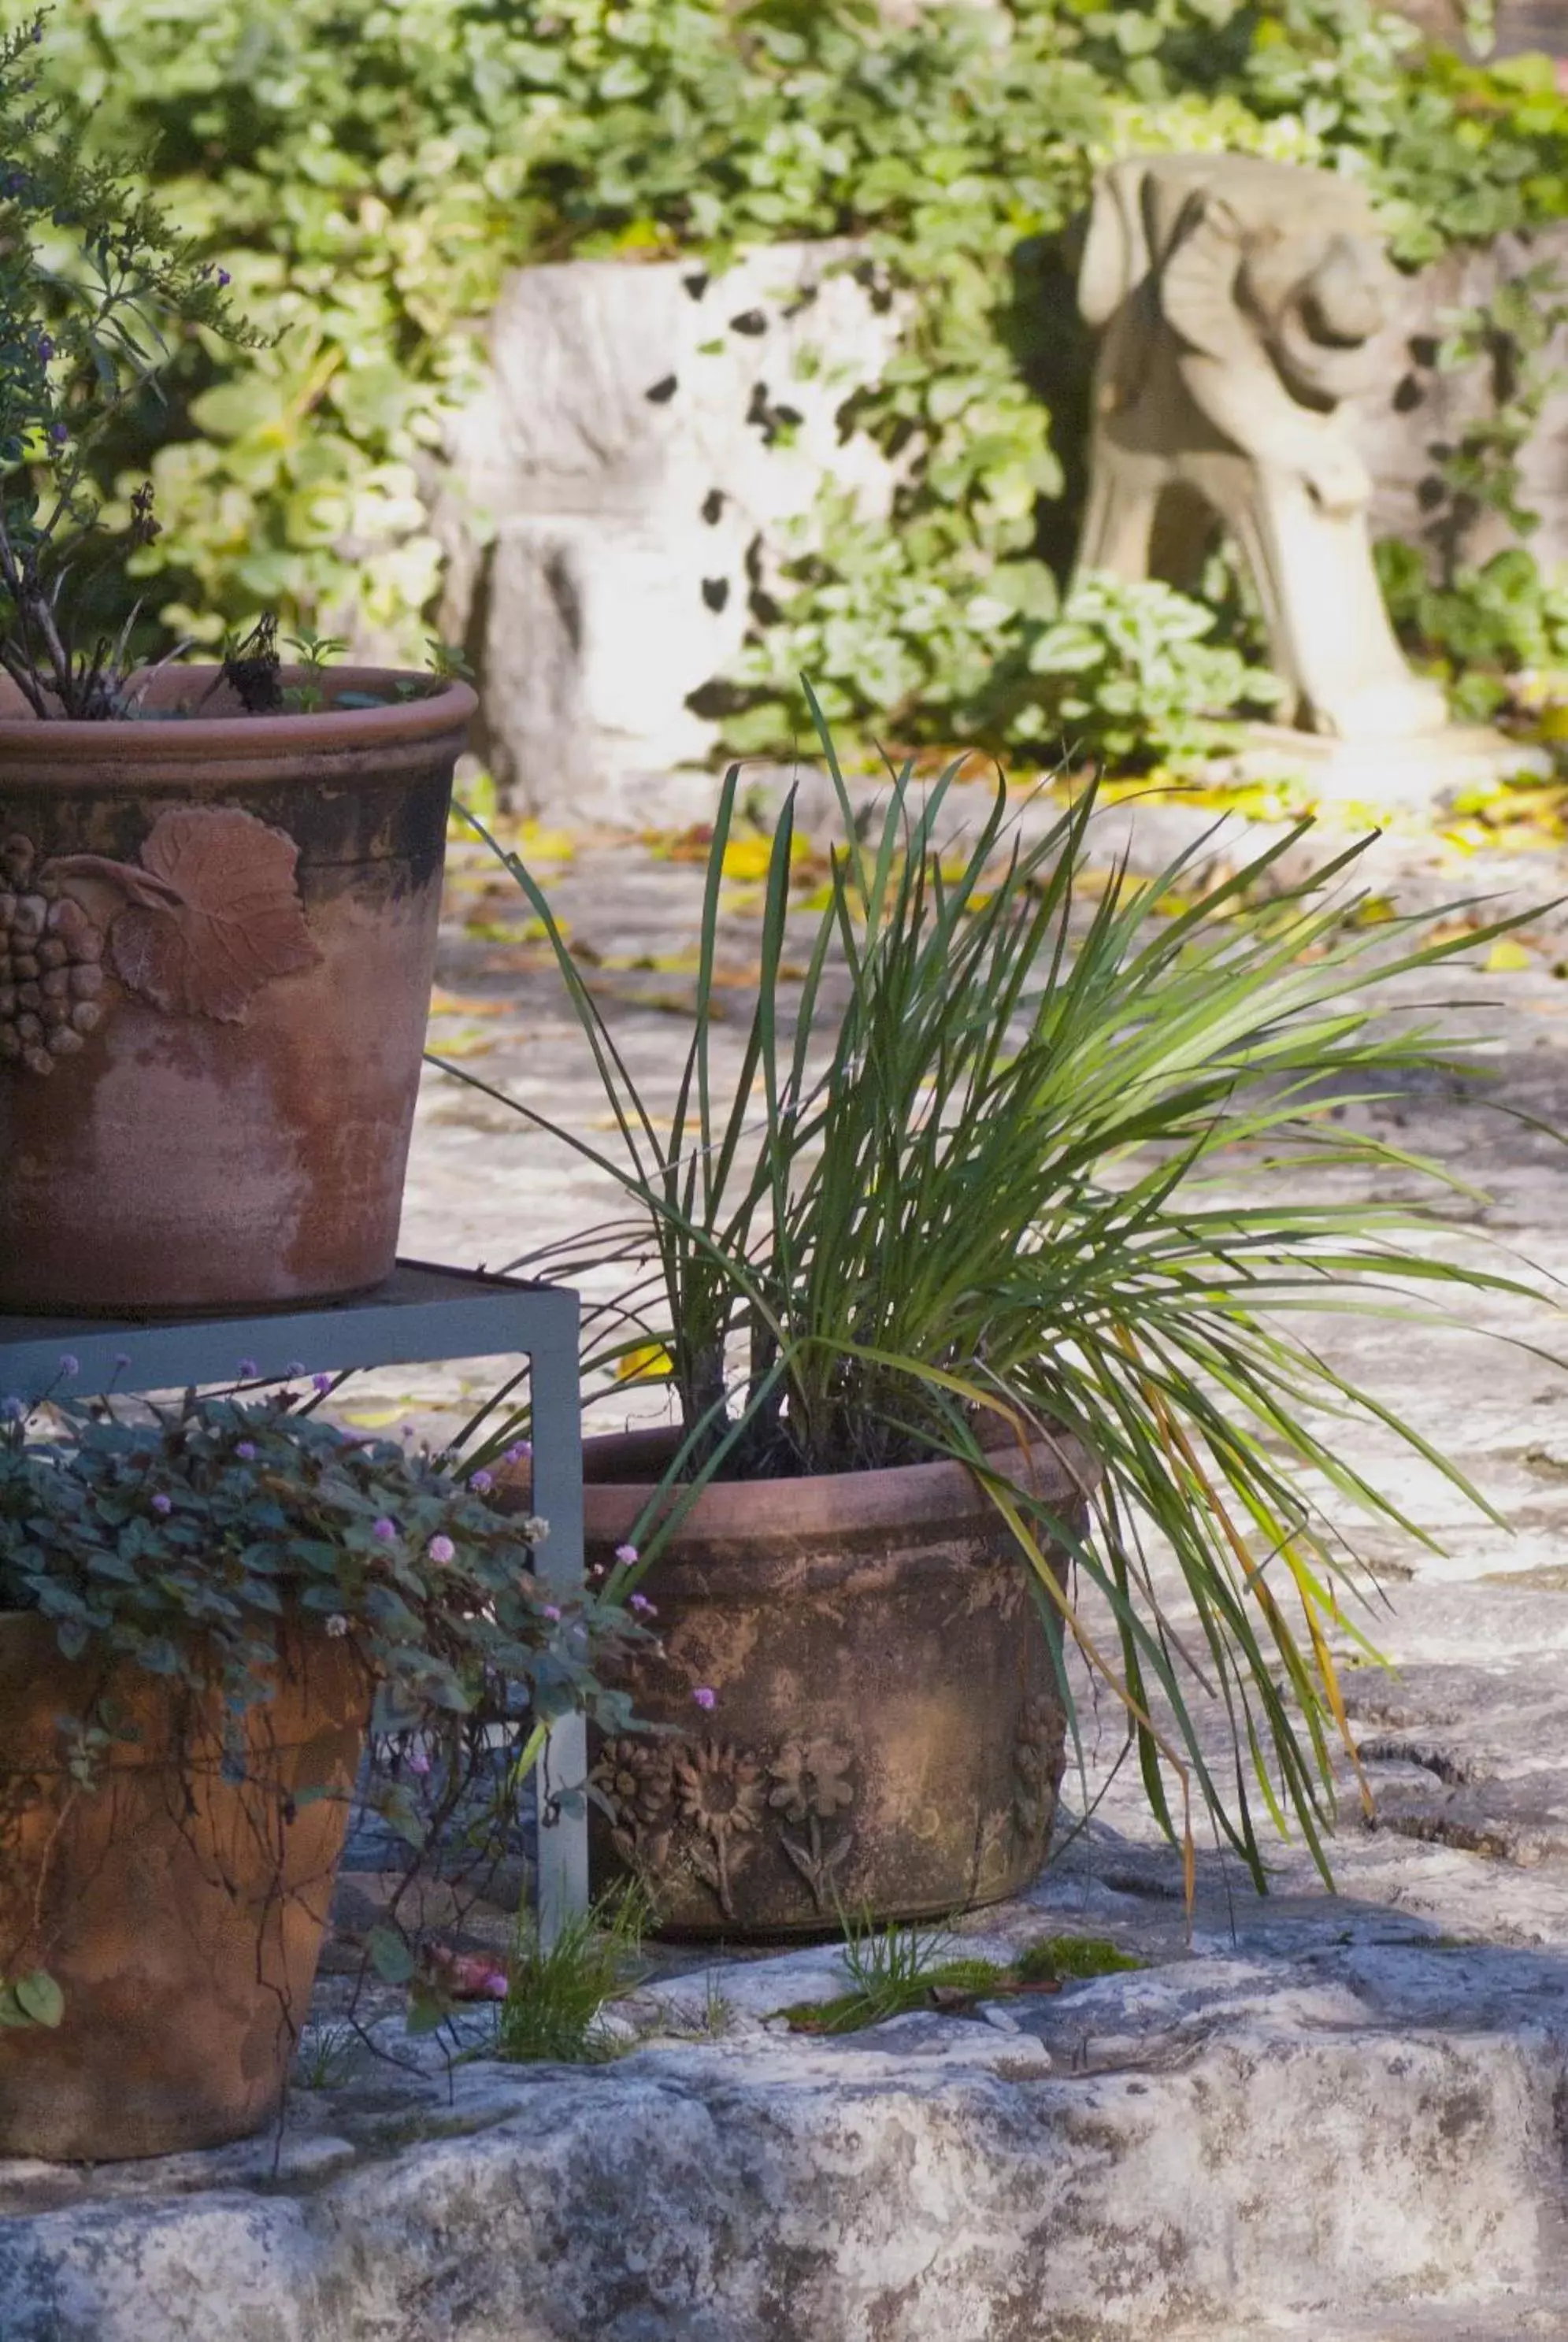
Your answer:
(444, 699), (1552, 1892)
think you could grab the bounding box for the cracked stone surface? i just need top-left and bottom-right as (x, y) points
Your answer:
(9, 780), (1568, 2338)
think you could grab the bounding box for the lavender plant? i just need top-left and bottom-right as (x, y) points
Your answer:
(0, 9), (260, 717)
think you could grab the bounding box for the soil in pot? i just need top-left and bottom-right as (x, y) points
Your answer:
(545, 1425), (1095, 1941)
(0, 1614), (369, 2161)
(0, 665), (475, 1314)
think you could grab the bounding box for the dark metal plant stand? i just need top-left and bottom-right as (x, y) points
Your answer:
(0, 1258), (588, 1940)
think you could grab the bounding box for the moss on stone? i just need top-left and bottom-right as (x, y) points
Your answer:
(1014, 1936), (1144, 1984)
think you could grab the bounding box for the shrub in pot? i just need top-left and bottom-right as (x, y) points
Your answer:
(0, 18), (473, 1312)
(453, 702), (1539, 1939)
(0, 1386), (627, 2160)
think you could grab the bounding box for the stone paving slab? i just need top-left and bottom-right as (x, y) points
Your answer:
(10, 778), (1568, 2336)
(8, 1839), (1568, 2339)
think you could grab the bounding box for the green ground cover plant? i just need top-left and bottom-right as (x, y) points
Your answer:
(779, 1918), (1144, 2034)
(495, 1884), (647, 2062)
(17, 1), (1568, 756)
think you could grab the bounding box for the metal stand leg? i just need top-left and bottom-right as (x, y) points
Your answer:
(527, 1287), (589, 1947)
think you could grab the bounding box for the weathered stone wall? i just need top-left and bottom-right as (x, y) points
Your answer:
(434, 243), (906, 819)
(1351, 222), (1568, 572)
(1392, 0), (1568, 53)
(438, 220), (1568, 817)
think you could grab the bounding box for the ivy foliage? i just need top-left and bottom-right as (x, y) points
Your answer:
(24, 0), (1568, 754)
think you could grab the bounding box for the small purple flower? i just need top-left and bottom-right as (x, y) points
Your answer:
(217, 268), (232, 287)
(502, 1441), (531, 1465)
(235, 1441), (257, 1461)
(150, 1492), (172, 1517)
(1, 1396), (26, 1423)
(47, 422), (66, 445)
(58, 1354), (78, 1379)
(428, 1534), (455, 1566)
(284, 1360), (306, 1379)
(312, 1373), (333, 1395)
(237, 1358), (258, 1379)
(113, 1352), (131, 1372)
(628, 1593), (655, 1616)
(469, 1468), (494, 1495)
(36, 335), (52, 362)
(691, 1686), (717, 1711)
(541, 1603), (562, 1621)
(406, 1746), (432, 1778)
(614, 1542), (639, 1567)
(373, 1517), (398, 1543)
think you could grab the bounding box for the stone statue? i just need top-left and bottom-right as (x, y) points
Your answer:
(1073, 153), (1448, 740)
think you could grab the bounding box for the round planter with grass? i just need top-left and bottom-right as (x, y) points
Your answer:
(570, 1426), (1095, 1940)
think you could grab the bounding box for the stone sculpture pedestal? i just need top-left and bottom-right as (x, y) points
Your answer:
(1222, 720), (1549, 810)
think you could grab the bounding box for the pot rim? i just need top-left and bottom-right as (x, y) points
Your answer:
(571, 1421), (1099, 1547)
(0, 665), (476, 767)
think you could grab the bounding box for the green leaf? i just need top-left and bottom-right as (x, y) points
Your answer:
(13, 1970), (64, 2028)
(367, 1925), (416, 1986)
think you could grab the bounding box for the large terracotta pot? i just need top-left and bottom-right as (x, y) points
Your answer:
(576, 1426), (1096, 1940)
(0, 665), (475, 1313)
(0, 1614), (368, 2161)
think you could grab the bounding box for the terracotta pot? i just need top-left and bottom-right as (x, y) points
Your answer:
(0, 665), (475, 1313)
(0, 1614), (368, 2161)
(573, 1425), (1096, 1940)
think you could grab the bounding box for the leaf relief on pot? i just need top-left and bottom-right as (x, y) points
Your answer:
(769, 1736), (855, 1911)
(0, 808), (317, 1075)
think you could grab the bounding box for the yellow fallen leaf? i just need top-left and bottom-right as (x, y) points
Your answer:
(721, 836), (777, 882)
(464, 916), (556, 944)
(616, 1343), (673, 1382)
(513, 820), (579, 864)
(429, 1026), (498, 1058)
(1425, 921), (1481, 949)
(343, 1405), (409, 1429)
(428, 989), (510, 1017)
(1485, 938), (1535, 972)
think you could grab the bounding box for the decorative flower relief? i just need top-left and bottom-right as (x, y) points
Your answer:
(0, 806), (317, 1076)
(674, 1739), (767, 1921)
(770, 1737), (856, 1910)
(768, 1736), (854, 1828)
(595, 1729), (862, 1922)
(589, 1736), (678, 1881)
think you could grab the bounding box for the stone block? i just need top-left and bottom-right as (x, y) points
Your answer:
(1350, 222), (1568, 573)
(436, 244), (906, 816)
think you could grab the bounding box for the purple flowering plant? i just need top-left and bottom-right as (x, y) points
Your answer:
(0, 13), (263, 718)
(0, 1388), (643, 2040)
(0, 1388), (636, 1736)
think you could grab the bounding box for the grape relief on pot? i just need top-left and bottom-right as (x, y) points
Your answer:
(0, 806), (317, 1076)
(590, 1732), (858, 1920)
